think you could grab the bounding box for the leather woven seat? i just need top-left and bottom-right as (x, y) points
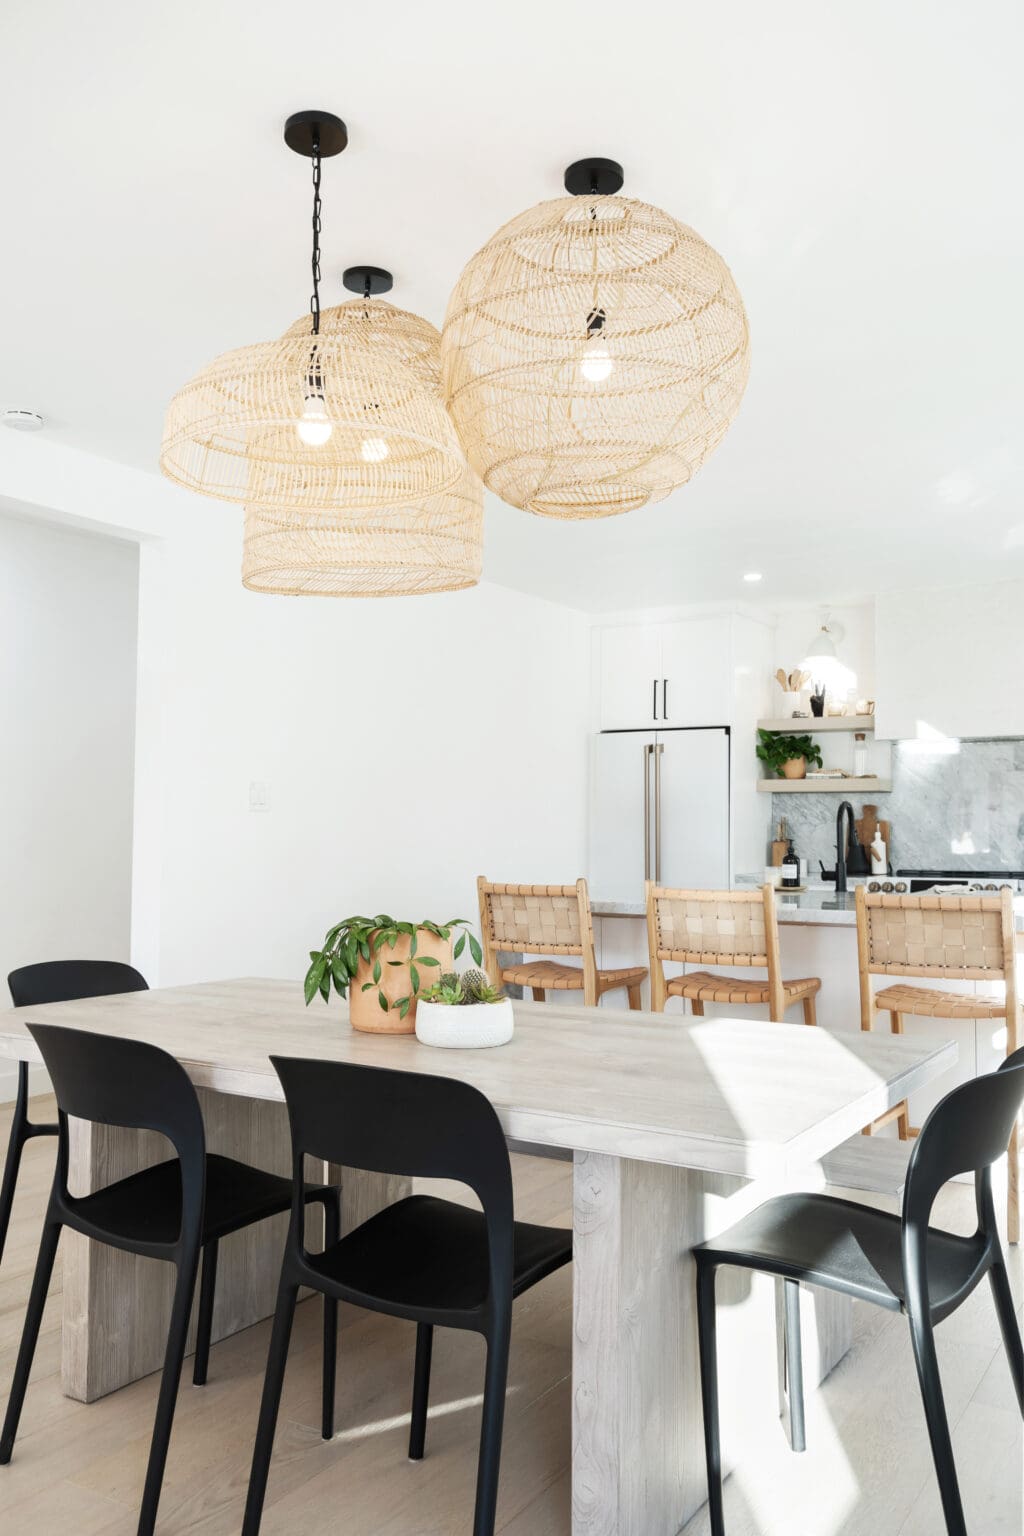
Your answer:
(500, 959), (647, 996)
(306, 1193), (571, 1316)
(667, 971), (821, 1007)
(874, 983), (1008, 1020)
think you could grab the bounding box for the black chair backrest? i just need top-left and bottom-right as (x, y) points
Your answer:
(903, 1044), (1024, 1233)
(271, 1057), (515, 1300)
(28, 1024), (206, 1237)
(9, 960), (148, 1008)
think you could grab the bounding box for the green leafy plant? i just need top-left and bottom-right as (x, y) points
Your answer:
(756, 729), (824, 777)
(304, 915), (483, 1021)
(421, 966), (507, 1007)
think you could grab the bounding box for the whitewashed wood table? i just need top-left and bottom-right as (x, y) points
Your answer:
(0, 980), (956, 1536)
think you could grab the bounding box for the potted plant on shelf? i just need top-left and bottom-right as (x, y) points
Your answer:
(414, 968), (514, 1050)
(304, 914), (483, 1034)
(756, 729), (824, 781)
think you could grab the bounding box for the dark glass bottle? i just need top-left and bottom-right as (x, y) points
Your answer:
(781, 840), (800, 888)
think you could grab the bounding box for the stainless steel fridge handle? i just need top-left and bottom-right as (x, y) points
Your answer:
(654, 743), (664, 883)
(643, 744), (651, 881)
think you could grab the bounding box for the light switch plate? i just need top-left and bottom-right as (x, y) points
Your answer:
(249, 780), (270, 812)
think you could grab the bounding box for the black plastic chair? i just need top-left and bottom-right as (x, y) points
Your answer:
(694, 1046), (1024, 1536)
(0, 1024), (340, 1536)
(0, 960), (149, 1269)
(242, 1058), (573, 1536)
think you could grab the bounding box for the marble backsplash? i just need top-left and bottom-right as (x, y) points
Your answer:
(770, 737), (1024, 876)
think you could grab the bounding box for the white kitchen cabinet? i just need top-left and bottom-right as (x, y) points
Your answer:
(598, 623), (663, 729)
(658, 618), (732, 725)
(597, 616), (733, 730)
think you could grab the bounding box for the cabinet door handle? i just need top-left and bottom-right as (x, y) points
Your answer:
(662, 678), (668, 720)
(652, 678), (658, 721)
(654, 743), (664, 882)
(643, 744), (652, 881)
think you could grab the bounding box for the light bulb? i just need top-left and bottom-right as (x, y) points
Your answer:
(296, 395), (332, 447)
(361, 436), (389, 464)
(580, 346), (614, 384)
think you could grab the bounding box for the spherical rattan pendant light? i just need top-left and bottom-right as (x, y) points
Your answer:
(441, 158), (750, 519)
(161, 112), (478, 597)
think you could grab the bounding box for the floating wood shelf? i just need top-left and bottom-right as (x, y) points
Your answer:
(757, 776), (892, 795)
(757, 715), (876, 733)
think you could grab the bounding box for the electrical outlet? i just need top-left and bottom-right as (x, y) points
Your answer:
(249, 781), (270, 812)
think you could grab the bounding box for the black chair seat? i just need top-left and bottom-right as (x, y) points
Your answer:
(697, 1191), (989, 1322)
(68, 1153), (329, 1248)
(306, 1194), (572, 1317)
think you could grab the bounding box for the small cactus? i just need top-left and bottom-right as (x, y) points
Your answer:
(459, 967), (491, 1001)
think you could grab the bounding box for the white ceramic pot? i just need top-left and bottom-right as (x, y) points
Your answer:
(780, 690), (801, 717)
(415, 998), (515, 1050)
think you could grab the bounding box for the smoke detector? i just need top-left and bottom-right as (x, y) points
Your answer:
(2, 408), (45, 432)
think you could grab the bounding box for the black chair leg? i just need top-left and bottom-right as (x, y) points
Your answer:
(0, 1063), (35, 1270)
(783, 1278), (806, 1453)
(137, 1252), (200, 1536)
(0, 1216), (61, 1462)
(472, 1320), (511, 1536)
(906, 1306), (967, 1536)
(696, 1260), (726, 1536)
(321, 1195), (339, 1441)
(242, 1274), (299, 1536)
(988, 1256), (1024, 1416)
(408, 1322), (434, 1460)
(192, 1239), (219, 1387)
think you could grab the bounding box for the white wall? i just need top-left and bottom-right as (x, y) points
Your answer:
(0, 435), (591, 996)
(0, 507), (138, 1094)
(133, 517), (590, 985)
(876, 580), (1024, 741)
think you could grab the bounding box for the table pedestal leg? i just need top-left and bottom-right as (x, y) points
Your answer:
(570, 1151), (850, 1536)
(62, 1089), (408, 1403)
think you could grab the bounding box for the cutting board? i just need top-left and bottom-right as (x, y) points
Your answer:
(856, 804), (891, 870)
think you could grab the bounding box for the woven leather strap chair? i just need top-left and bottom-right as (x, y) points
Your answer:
(645, 883), (821, 1024)
(477, 877), (647, 1009)
(856, 886), (1020, 1242)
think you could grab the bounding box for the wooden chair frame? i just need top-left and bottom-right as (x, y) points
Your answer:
(644, 883), (818, 1025)
(855, 886), (1020, 1243)
(477, 877), (644, 1009)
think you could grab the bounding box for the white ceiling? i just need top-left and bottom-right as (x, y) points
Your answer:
(1, 0), (1022, 611)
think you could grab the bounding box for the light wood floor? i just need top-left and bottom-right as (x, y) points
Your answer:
(0, 1097), (1020, 1535)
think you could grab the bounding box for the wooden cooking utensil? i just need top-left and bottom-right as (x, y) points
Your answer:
(775, 668), (788, 689)
(771, 817), (789, 867)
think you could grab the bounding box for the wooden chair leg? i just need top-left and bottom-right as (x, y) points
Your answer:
(801, 995), (817, 1027)
(627, 984), (642, 1011)
(531, 987), (546, 1003)
(690, 997), (705, 1017)
(1008, 1119), (1020, 1246)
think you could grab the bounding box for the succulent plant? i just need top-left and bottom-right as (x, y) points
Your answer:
(421, 965), (507, 1007)
(459, 966), (491, 1001)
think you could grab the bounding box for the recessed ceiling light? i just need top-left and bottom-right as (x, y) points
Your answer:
(742, 571), (763, 583)
(2, 408), (44, 432)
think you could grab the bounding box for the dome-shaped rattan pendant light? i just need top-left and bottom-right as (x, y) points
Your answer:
(238, 271), (484, 596)
(440, 158), (750, 520)
(160, 109), (463, 516)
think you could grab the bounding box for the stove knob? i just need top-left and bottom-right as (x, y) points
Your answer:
(895, 882), (908, 893)
(867, 881), (880, 892)
(882, 881), (894, 893)
(985, 882), (998, 891)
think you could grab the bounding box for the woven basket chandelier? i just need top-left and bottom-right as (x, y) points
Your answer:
(242, 463), (483, 598)
(161, 110), (479, 596)
(441, 158), (750, 519)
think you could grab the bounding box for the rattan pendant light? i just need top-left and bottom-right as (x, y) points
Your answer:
(161, 111), (479, 596)
(441, 158), (750, 519)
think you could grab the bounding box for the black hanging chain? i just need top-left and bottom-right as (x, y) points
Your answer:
(309, 132), (323, 338)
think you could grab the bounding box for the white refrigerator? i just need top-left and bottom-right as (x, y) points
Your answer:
(588, 727), (731, 904)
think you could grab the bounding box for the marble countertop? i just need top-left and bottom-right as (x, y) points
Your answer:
(592, 888), (1024, 929)
(592, 891), (860, 926)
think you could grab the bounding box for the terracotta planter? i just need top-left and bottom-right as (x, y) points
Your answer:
(780, 756), (807, 780)
(347, 928), (453, 1034)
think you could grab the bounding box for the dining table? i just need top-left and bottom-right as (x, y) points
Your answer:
(0, 978), (956, 1536)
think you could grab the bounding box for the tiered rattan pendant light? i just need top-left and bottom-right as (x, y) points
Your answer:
(161, 112), (482, 596)
(441, 158), (750, 520)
